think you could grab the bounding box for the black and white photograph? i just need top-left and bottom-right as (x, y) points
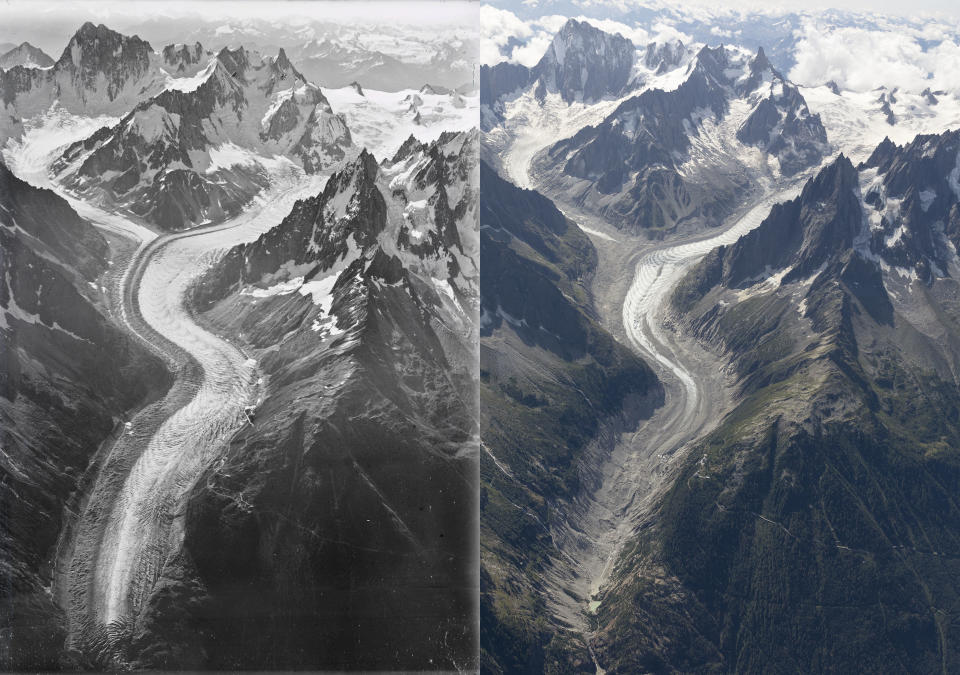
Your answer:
(0, 1), (478, 670)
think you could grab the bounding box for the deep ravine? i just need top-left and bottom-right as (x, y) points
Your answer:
(51, 169), (328, 657)
(3, 122), (328, 660)
(502, 138), (817, 666)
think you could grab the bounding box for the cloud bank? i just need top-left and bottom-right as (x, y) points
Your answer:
(480, 4), (691, 67)
(790, 20), (960, 93)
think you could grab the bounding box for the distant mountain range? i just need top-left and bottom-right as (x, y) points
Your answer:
(0, 42), (54, 69)
(51, 34), (352, 230)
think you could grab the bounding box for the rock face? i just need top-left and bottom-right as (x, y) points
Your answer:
(859, 130), (960, 282)
(480, 19), (640, 129)
(0, 42), (54, 70)
(0, 23), (170, 142)
(711, 154), (863, 289)
(479, 61), (531, 129)
(53, 45), (352, 230)
(161, 42), (208, 75)
(542, 45), (827, 233)
(533, 19), (635, 104)
(590, 135), (960, 672)
(0, 161), (170, 670)
(643, 39), (686, 73)
(125, 131), (479, 670)
(734, 48), (829, 176)
(478, 161), (661, 672)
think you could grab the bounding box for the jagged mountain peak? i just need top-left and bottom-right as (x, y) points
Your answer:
(275, 47), (293, 70)
(216, 45), (251, 78)
(391, 134), (428, 164)
(272, 47), (305, 82)
(0, 41), (54, 69)
(162, 41), (206, 72)
(537, 18), (633, 68)
(853, 130), (960, 282)
(532, 18), (636, 104)
(347, 147), (380, 181)
(643, 39), (687, 74)
(751, 45), (772, 72)
(58, 22), (152, 68)
(691, 44), (731, 79)
(860, 135), (901, 171)
(803, 152), (858, 199)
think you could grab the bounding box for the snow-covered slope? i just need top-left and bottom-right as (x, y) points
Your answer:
(51, 45), (352, 230)
(536, 44), (827, 233)
(198, 128), (478, 341)
(324, 83), (477, 160)
(0, 24), (170, 143)
(801, 83), (960, 164)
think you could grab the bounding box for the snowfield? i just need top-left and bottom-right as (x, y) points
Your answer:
(325, 85), (478, 160)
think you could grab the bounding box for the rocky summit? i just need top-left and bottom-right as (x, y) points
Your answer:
(52, 44), (352, 230)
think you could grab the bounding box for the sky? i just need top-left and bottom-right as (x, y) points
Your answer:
(504, 0), (960, 18)
(0, 1), (477, 56)
(684, 0), (960, 15)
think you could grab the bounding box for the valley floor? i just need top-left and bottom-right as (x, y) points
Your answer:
(506, 141), (823, 661)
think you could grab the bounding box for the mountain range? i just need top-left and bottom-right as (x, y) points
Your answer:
(53, 41), (352, 230)
(116, 130), (480, 669)
(540, 42), (827, 233)
(0, 160), (170, 669)
(480, 14), (960, 674)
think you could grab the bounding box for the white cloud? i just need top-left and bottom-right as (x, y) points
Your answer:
(511, 34), (554, 66)
(789, 20), (960, 93)
(479, 5), (693, 68)
(479, 5), (534, 66)
(535, 14), (571, 34)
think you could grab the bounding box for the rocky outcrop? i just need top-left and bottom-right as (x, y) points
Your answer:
(643, 40), (687, 74)
(543, 45), (828, 232)
(53, 44), (352, 230)
(857, 130), (960, 282)
(125, 131), (479, 670)
(0, 161), (170, 670)
(0, 42), (54, 70)
(161, 42), (208, 75)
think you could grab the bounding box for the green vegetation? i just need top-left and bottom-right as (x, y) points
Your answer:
(594, 251), (960, 673)
(480, 163), (660, 673)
